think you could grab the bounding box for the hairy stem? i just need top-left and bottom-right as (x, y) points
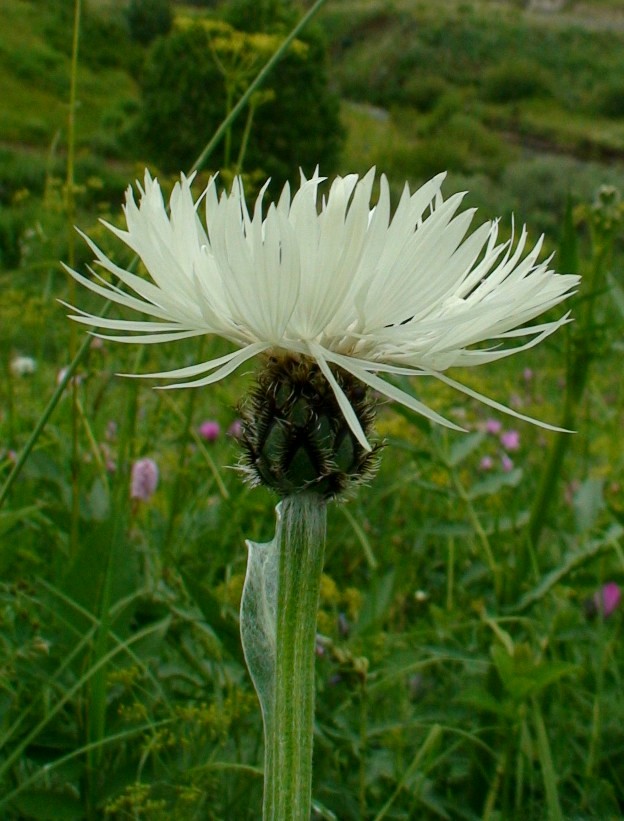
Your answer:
(264, 495), (326, 820)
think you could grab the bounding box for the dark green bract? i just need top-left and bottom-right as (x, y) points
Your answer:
(240, 355), (380, 500)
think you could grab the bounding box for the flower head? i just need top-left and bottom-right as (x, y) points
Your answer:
(500, 430), (521, 451)
(585, 582), (621, 619)
(130, 457), (159, 501)
(198, 420), (221, 442)
(65, 169), (578, 451)
(10, 355), (36, 377)
(484, 418), (502, 435)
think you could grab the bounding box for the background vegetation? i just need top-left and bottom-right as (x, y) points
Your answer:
(1, 0), (623, 818)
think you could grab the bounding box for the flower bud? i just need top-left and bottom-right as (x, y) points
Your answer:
(240, 355), (380, 500)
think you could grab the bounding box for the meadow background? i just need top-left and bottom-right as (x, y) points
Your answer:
(1, 0), (624, 818)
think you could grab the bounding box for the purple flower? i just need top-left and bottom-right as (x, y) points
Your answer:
(479, 455), (494, 471)
(594, 582), (621, 618)
(228, 419), (243, 439)
(523, 367), (534, 382)
(131, 457), (159, 501)
(501, 454), (514, 473)
(485, 418), (502, 435)
(500, 430), (520, 451)
(198, 420), (221, 442)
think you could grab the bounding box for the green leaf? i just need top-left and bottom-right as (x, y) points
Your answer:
(558, 194), (579, 275)
(607, 272), (624, 321)
(448, 432), (485, 466)
(87, 477), (110, 522)
(533, 698), (564, 821)
(13, 790), (83, 820)
(513, 524), (623, 612)
(353, 569), (395, 635)
(240, 504), (280, 736)
(0, 506), (42, 537)
(573, 477), (604, 532)
(181, 572), (245, 665)
(468, 468), (523, 499)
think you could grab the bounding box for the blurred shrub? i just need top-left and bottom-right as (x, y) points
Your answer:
(403, 74), (449, 112)
(0, 209), (24, 270)
(0, 149), (49, 205)
(592, 80), (624, 119)
(137, 17), (343, 187)
(126, 0), (173, 46)
(480, 58), (554, 103)
(91, 97), (142, 160)
(43, 0), (135, 71)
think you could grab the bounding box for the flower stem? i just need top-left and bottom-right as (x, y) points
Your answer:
(264, 494), (326, 820)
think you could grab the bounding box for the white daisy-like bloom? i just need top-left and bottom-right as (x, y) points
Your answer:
(65, 169), (578, 451)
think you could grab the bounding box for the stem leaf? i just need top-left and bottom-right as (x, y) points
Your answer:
(240, 505), (281, 733)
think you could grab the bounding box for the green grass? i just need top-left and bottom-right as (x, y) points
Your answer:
(0, 0), (138, 149)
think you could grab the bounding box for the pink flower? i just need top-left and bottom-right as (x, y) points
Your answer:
(594, 582), (621, 618)
(485, 419), (502, 435)
(500, 430), (520, 451)
(523, 367), (533, 382)
(198, 420), (221, 442)
(501, 454), (514, 473)
(228, 419), (243, 439)
(479, 455), (494, 471)
(57, 367), (82, 387)
(130, 457), (159, 501)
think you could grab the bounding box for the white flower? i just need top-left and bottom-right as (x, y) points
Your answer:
(64, 169), (578, 450)
(10, 355), (37, 376)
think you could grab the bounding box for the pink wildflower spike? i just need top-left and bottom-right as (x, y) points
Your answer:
(131, 457), (159, 501)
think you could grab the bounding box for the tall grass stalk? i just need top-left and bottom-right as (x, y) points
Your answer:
(528, 194), (615, 550)
(67, 0), (82, 559)
(84, 353), (140, 818)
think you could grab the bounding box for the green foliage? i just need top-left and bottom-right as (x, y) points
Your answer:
(2, 1), (624, 817)
(322, 0), (624, 157)
(480, 58), (554, 103)
(137, 18), (343, 186)
(2, 177), (624, 817)
(403, 74), (449, 113)
(126, 0), (173, 46)
(593, 79), (624, 119)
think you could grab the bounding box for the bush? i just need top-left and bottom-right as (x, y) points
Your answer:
(481, 58), (554, 104)
(126, 0), (173, 46)
(592, 80), (624, 119)
(0, 149), (49, 206)
(137, 19), (344, 187)
(403, 75), (448, 112)
(0, 209), (24, 270)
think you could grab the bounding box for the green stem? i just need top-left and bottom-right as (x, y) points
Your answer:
(528, 246), (605, 549)
(67, 0), (81, 559)
(234, 97), (257, 176)
(264, 494), (326, 820)
(190, 0), (328, 175)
